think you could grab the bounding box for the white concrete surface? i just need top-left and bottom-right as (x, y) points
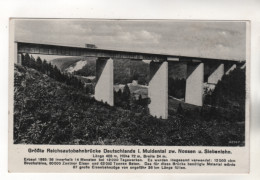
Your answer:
(225, 64), (237, 75)
(208, 63), (224, 84)
(14, 42), (18, 64)
(185, 63), (204, 106)
(17, 54), (22, 65)
(94, 58), (114, 106)
(148, 61), (168, 119)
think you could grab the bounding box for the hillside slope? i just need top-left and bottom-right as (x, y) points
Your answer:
(13, 64), (245, 146)
(50, 57), (82, 71)
(13, 65), (182, 145)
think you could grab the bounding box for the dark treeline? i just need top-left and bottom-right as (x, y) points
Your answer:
(204, 68), (245, 108)
(168, 78), (186, 99)
(114, 85), (131, 109)
(202, 68), (246, 124)
(73, 61), (96, 77)
(114, 85), (150, 113)
(21, 53), (84, 90)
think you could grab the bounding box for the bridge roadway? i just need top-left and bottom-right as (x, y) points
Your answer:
(13, 41), (245, 119)
(15, 41), (244, 63)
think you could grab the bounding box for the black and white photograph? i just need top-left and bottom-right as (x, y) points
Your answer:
(12, 19), (247, 146)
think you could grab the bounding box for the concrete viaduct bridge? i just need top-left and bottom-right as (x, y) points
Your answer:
(14, 41), (245, 119)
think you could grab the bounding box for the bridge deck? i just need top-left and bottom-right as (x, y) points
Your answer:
(16, 41), (244, 63)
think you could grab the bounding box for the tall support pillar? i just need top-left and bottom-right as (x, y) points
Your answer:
(14, 42), (18, 64)
(95, 57), (114, 106)
(17, 54), (22, 65)
(185, 62), (204, 106)
(14, 42), (22, 65)
(225, 64), (236, 75)
(148, 61), (168, 119)
(208, 63), (224, 84)
(240, 63), (246, 70)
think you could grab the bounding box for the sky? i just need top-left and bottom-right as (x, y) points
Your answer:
(14, 19), (247, 61)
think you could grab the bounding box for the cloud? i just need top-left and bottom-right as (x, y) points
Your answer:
(116, 30), (161, 44)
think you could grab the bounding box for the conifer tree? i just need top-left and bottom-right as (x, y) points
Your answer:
(23, 53), (31, 67)
(36, 57), (43, 72)
(122, 84), (131, 101)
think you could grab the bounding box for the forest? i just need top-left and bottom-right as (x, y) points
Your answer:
(21, 53), (85, 91)
(14, 54), (245, 146)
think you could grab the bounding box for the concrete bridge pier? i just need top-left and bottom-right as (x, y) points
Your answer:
(225, 64), (237, 75)
(17, 54), (22, 65)
(185, 62), (204, 106)
(95, 57), (114, 106)
(240, 63), (246, 70)
(14, 42), (22, 65)
(14, 42), (18, 64)
(148, 61), (168, 119)
(207, 63), (224, 85)
(225, 62), (246, 74)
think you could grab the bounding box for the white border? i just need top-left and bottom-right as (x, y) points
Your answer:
(1, 0), (260, 179)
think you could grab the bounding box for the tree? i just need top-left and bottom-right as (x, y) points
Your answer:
(29, 55), (36, 69)
(19, 54), (85, 92)
(36, 57), (43, 72)
(21, 54), (25, 66)
(177, 103), (184, 115)
(23, 53), (31, 67)
(42, 59), (48, 74)
(122, 84), (131, 101)
(138, 94), (142, 101)
(117, 89), (122, 97)
(48, 63), (54, 78)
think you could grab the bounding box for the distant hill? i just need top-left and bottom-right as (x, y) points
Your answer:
(50, 57), (82, 71)
(49, 56), (150, 85)
(49, 56), (188, 99)
(50, 57), (95, 77)
(50, 57), (187, 79)
(168, 62), (186, 79)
